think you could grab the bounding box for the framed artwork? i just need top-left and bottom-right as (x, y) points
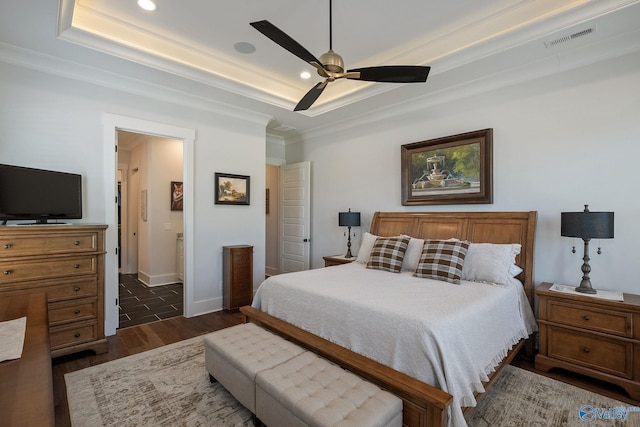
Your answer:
(401, 128), (493, 205)
(215, 173), (250, 205)
(170, 181), (183, 211)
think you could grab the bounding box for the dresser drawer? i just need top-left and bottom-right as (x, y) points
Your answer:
(46, 278), (98, 302)
(50, 322), (98, 350)
(547, 300), (632, 338)
(0, 232), (98, 258)
(548, 326), (633, 378)
(49, 298), (97, 326)
(0, 255), (97, 284)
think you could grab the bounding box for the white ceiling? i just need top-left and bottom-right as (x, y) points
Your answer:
(2, 0), (640, 135)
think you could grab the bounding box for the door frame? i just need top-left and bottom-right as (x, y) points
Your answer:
(103, 113), (195, 336)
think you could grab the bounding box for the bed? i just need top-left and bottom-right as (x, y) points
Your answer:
(242, 211), (538, 427)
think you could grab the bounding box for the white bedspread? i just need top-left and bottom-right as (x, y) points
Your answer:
(252, 262), (537, 427)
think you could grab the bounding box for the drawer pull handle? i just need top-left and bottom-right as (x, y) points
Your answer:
(3, 244), (11, 249)
(74, 309), (81, 315)
(583, 348), (590, 353)
(3, 270), (11, 275)
(583, 315), (590, 321)
(74, 241), (80, 245)
(74, 264), (81, 269)
(74, 333), (81, 338)
(74, 286), (81, 292)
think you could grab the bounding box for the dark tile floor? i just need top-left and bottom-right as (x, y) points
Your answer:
(118, 273), (183, 329)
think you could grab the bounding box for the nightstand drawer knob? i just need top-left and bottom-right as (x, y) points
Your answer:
(74, 241), (80, 245)
(583, 315), (590, 321)
(3, 243), (11, 249)
(74, 333), (81, 338)
(74, 286), (81, 292)
(583, 347), (590, 353)
(3, 270), (11, 275)
(74, 309), (81, 315)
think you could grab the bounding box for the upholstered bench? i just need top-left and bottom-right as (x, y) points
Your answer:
(204, 322), (305, 414)
(255, 351), (403, 427)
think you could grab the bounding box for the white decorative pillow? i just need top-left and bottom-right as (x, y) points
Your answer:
(366, 236), (411, 273)
(510, 264), (524, 277)
(461, 243), (521, 286)
(355, 232), (378, 263)
(401, 236), (425, 272)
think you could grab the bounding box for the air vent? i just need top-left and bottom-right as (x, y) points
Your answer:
(545, 27), (596, 48)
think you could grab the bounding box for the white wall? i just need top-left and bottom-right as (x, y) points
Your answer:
(288, 51), (640, 295)
(0, 62), (269, 334)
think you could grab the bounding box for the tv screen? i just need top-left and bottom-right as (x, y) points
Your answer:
(0, 164), (82, 224)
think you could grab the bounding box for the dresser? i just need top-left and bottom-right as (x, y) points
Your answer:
(0, 224), (108, 358)
(535, 282), (640, 400)
(222, 245), (253, 310)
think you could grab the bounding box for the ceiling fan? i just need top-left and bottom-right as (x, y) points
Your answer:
(250, 1), (431, 111)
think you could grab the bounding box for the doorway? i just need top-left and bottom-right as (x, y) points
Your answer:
(117, 130), (185, 328)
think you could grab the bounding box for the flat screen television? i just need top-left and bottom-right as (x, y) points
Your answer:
(0, 164), (82, 224)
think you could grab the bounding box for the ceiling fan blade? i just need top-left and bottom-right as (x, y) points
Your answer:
(250, 20), (322, 66)
(294, 82), (328, 111)
(346, 66), (431, 83)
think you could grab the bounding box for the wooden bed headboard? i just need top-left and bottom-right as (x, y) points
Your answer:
(370, 211), (537, 305)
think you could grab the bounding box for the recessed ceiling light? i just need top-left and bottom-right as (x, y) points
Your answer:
(300, 71), (311, 79)
(234, 42), (256, 54)
(137, 0), (157, 11)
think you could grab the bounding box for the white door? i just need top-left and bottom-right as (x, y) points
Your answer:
(280, 161), (311, 272)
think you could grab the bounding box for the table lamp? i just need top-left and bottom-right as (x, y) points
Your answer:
(561, 204), (614, 294)
(338, 208), (360, 258)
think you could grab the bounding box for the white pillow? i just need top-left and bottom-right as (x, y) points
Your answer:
(461, 243), (521, 286)
(510, 264), (524, 277)
(355, 232), (378, 263)
(401, 236), (425, 271)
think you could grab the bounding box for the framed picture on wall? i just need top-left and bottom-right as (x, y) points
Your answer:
(401, 128), (493, 205)
(215, 173), (250, 205)
(170, 181), (183, 211)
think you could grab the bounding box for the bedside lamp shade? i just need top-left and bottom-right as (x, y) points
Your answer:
(561, 212), (614, 240)
(338, 209), (360, 258)
(561, 205), (614, 294)
(339, 210), (361, 228)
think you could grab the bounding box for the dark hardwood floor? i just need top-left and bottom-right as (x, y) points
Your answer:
(52, 314), (639, 427)
(52, 310), (243, 427)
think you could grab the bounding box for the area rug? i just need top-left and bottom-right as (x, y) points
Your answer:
(66, 336), (640, 427)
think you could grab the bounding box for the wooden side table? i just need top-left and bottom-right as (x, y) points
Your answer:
(535, 282), (640, 400)
(323, 254), (355, 267)
(222, 245), (253, 310)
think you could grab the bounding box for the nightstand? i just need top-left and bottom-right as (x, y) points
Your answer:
(535, 282), (640, 400)
(323, 254), (355, 267)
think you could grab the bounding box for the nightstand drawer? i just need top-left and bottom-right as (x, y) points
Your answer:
(548, 326), (633, 378)
(547, 300), (632, 337)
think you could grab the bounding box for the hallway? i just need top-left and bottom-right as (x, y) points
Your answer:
(118, 274), (183, 329)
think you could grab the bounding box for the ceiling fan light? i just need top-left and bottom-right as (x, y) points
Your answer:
(319, 50), (344, 74)
(300, 71), (311, 79)
(137, 0), (157, 11)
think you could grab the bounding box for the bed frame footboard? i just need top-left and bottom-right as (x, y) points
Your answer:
(240, 306), (453, 427)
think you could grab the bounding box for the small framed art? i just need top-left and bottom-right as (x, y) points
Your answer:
(215, 173), (250, 205)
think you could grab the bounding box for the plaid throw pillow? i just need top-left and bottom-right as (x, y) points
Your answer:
(415, 239), (470, 284)
(366, 236), (411, 273)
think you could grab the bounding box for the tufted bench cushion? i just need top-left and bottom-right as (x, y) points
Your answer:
(255, 351), (402, 427)
(204, 322), (305, 413)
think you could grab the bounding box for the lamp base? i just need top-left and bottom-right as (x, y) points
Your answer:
(575, 285), (597, 294)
